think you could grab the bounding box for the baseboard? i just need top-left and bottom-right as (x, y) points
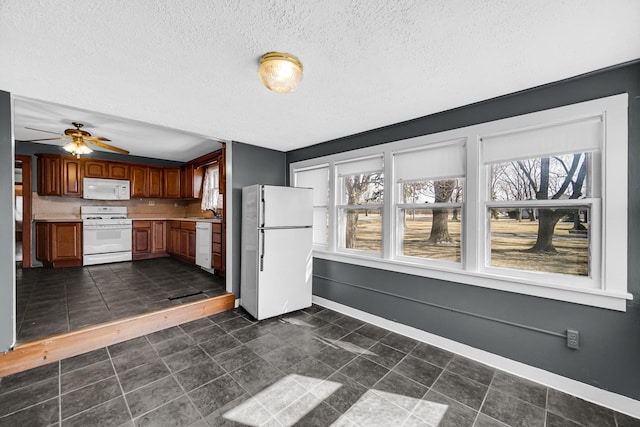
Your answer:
(312, 295), (640, 419)
(235, 298), (241, 308)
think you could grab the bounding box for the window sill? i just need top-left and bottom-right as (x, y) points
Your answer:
(312, 250), (632, 311)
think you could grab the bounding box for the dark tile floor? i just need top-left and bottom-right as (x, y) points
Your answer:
(1, 305), (638, 426)
(15, 258), (227, 343)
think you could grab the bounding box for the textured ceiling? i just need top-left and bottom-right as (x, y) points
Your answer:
(1, 0), (639, 159)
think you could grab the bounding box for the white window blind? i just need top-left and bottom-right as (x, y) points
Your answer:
(336, 156), (383, 176)
(295, 166), (329, 206)
(394, 142), (465, 182)
(482, 116), (602, 164)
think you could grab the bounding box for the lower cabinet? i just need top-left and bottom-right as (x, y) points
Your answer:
(36, 222), (83, 268)
(212, 222), (224, 275)
(167, 221), (196, 264)
(132, 221), (168, 260)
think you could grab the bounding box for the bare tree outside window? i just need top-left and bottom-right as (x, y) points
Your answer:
(489, 152), (590, 275)
(342, 173), (383, 250)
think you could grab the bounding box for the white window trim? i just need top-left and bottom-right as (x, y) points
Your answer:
(290, 94), (630, 311)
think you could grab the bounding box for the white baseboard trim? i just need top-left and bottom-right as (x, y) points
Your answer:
(312, 295), (640, 419)
(234, 298), (241, 309)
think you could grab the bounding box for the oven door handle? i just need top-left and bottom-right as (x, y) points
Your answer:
(83, 225), (133, 231)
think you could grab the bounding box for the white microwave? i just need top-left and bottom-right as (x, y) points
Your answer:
(83, 178), (130, 200)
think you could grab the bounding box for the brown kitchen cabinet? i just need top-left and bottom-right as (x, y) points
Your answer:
(148, 167), (163, 198)
(166, 221), (196, 264)
(180, 221), (197, 264)
(180, 164), (203, 199)
(84, 160), (129, 180)
(37, 154), (83, 197)
(211, 222), (224, 275)
(167, 221), (181, 255)
(36, 221), (83, 268)
(84, 160), (108, 178)
(163, 167), (181, 199)
(131, 166), (163, 198)
(132, 220), (168, 260)
(62, 157), (83, 197)
(37, 154), (61, 196)
(108, 162), (129, 179)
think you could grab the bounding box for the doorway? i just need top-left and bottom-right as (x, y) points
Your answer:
(14, 155), (32, 268)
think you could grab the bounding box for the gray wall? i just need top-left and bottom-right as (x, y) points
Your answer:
(231, 141), (286, 296)
(286, 61), (640, 400)
(0, 91), (16, 351)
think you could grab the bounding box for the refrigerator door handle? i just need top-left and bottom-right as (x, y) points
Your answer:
(259, 229), (265, 271)
(260, 185), (266, 228)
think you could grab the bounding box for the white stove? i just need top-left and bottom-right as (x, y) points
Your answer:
(81, 206), (132, 266)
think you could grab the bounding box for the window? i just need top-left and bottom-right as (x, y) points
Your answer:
(289, 94), (629, 310)
(336, 156), (384, 255)
(294, 165), (329, 246)
(481, 117), (602, 287)
(394, 142), (465, 264)
(201, 165), (221, 213)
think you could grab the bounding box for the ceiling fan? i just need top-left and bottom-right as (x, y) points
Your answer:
(18, 122), (129, 158)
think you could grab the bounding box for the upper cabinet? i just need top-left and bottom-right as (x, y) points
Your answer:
(85, 160), (129, 180)
(35, 147), (224, 201)
(37, 154), (83, 197)
(37, 154), (61, 196)
(130, 165), (163, 198)
(163, 167), (181, 199)
(61, 157), (83, 197)
(180, 164), (203, 199)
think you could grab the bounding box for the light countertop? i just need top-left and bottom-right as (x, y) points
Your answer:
(33, 217), (223, 223)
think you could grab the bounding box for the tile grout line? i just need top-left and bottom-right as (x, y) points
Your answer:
(58, 361), (62, 427)
(544, 387), (549, 427)
(151, 330), (215, 425)
(471, 368), (497, 426)
(106, 344), (136, 425)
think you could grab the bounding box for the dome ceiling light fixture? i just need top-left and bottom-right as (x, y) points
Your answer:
(258, 52), (303, 93)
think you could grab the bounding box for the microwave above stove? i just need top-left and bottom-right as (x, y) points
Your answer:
(83, 177), (130, 200)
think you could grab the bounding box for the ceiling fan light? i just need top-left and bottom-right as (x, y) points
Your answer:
(76, 142), (93, 155)
(62, 141), (78, 153)
(258, 52), (303, 93)
(63, 139), (93, 157)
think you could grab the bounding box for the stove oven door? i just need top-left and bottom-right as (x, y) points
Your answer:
(83, 223), (133, 265)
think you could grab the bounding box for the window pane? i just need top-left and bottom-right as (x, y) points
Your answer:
(295, 166), (329, 206)
(340, 208), (382, 253)
(490, 153), (590, 202)
(400, 208), (461, 262)
(341, 173), (384, 205)
(401, 178), (463, 204)
(313, 207), (328, 245)
(489, 207), (589, 276)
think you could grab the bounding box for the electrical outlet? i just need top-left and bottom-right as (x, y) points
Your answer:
(566, 329), (579, 349)
(148, 200), (155, 206)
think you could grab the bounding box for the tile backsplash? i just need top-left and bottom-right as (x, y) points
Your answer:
(32, 193), (187, 219)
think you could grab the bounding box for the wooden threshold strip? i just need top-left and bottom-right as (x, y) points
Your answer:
(0, 293), (236, 378)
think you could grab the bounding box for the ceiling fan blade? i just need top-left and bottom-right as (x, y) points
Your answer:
(24, 127), (64, 136)
(89, 140), (129, 155)
(83, 136), (111, 142)
(17, 137), (65, 142)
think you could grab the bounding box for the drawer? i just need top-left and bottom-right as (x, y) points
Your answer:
(132, 220), (152, 228)
(180, 221), (196, 231)
(212, 233), (222, 244)
(212, 223), (222, 233)
(169, 221), (181, 229)
(212, 242), (222, 253)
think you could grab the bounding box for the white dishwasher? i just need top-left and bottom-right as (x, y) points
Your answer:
(195, 222), (213, 271)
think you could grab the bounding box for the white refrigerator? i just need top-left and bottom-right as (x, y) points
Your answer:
(241, 184), (313, 320)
